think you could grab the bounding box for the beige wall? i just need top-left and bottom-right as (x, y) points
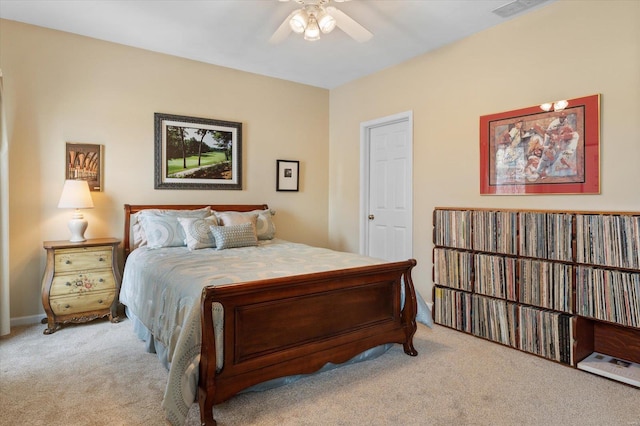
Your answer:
(329, 0), (640, 301)
(1, 20), (330, 321)
(3, 0), (640, 321)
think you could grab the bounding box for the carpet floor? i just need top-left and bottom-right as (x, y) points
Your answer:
(1, 317), (638, 426)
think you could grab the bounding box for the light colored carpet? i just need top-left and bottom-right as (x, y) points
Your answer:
(1, 317), (638, 426)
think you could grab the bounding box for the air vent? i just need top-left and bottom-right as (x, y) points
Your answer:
(492, 0), (549, 18)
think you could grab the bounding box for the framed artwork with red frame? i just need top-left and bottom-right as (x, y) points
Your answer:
(480, 94), (600, 195)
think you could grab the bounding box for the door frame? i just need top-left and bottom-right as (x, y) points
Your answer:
(359, 110), (413, 257)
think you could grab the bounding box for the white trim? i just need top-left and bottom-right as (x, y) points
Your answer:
(359, 111), (413, 257)
(11, 314), (44, 327)
(0, 71), (10, 336)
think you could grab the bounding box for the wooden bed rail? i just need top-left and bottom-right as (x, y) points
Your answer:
(198, 259), (418, 425)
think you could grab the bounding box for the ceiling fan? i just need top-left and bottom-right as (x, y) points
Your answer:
(270, 0), (373, 43)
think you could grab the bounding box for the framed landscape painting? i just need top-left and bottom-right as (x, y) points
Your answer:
(479, 94), (600, 195)
(154, 113), (242, 190)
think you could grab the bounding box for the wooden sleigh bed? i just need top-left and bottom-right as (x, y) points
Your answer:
(122, 204), (419, 425)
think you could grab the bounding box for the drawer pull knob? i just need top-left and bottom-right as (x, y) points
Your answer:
(99, 278), (104, 283)
(98, 300), (103, 304)
(64, 304), (70, 309)
(99, 258), (105, 262)
(65, 260), (71, 264)
(65, 282), (71, 286)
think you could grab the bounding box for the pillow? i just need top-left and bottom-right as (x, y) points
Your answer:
(250, 209), (276, 240)
(210, 222), (258, 250)
(216, 211), (258, 227)
(215, 210), (275, 240)
(138, 207), (211, 249)
(130, 212), (147, 251)
(177, 215), (219, 250)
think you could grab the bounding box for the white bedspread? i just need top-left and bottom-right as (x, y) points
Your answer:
(120, 239), (432, 425)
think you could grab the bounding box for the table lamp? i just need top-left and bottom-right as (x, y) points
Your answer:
(58, 179), (94, 242)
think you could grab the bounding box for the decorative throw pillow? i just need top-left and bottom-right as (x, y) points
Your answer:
(138, 207), (211, 249)
(177, 215), (219, 250)
(249, 209), (276, 240)
(215, 210), (275, 240)
(210, 223), (258, 250)
(216, 211), (258, 227)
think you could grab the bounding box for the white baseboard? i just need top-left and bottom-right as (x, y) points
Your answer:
(11, 314), (44, 327)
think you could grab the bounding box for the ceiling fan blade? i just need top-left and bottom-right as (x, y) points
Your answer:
(269, 11), (296, 44)
(326, 6), (372, 42)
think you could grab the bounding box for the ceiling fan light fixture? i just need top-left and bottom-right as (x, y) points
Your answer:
(289, 10), (308, 34)
(317, 10), (336, 33)
(304, 15), (321, 41)
(272, 0), (371, 43)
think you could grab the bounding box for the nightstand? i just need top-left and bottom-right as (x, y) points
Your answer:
(41, 238), (122, 334)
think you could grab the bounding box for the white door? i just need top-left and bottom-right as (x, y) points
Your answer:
(360, 111), (413, 261)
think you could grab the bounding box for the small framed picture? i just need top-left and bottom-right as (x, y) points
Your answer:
(276, 160), (299, 192)
(65, 142), (103, 191)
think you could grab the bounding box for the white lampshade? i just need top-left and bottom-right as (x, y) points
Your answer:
(58, 180), (94, 242)
(317, 11), (336, 33)
(289, 10), (308, 34)
(58, 180), (94, 209)
(304, 16), (321, 41)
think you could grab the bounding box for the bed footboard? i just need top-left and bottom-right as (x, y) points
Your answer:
(198, 259), (418, 425)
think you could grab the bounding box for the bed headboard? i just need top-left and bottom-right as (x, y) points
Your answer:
(123, 204), (269, 260)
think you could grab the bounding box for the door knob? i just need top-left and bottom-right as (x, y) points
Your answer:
(368, 214), (375, 220)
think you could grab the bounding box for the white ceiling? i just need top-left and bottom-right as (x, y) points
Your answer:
(0, 0), (556, 89)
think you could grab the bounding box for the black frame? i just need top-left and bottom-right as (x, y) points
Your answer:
(276, 159), (300, 192)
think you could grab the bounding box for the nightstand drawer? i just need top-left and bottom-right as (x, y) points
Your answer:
(54, 247), (113, 273)
(50, 270), (116, 296)
(50, 290), (116, 316)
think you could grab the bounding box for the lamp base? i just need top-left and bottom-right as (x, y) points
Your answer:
(68, 216), (88, 242)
